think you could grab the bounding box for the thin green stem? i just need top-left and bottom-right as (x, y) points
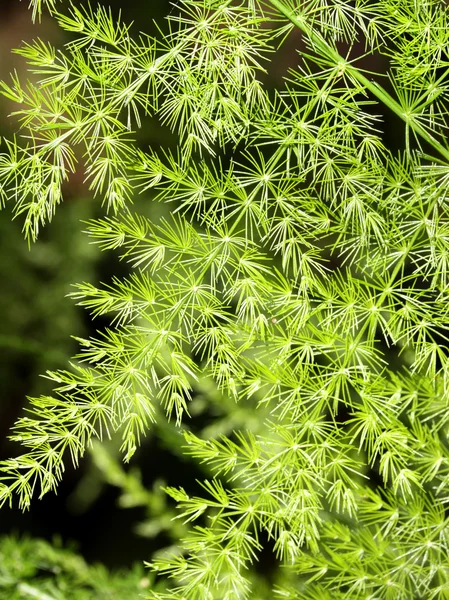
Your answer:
(267, 0), (449, 164)
(339, 195), (438, 377)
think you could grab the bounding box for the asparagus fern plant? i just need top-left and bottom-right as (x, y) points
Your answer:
(2, 0), (449, 597)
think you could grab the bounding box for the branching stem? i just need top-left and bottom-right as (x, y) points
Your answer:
(267, 0), (449, 163)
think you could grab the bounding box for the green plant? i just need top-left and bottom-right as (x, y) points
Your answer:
(0, 533), (147, 600)
(2, 0), (449, 597)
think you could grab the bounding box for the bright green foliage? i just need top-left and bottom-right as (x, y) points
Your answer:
(27, 0), (60, 23)
(0, 534), (146, 599)
(2, 0), (449, 598)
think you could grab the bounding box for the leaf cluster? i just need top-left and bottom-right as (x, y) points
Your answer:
(2, 0), (449, 598)
(0, 534), (146, 599)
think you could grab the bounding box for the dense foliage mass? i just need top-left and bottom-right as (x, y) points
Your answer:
(0, 534), (146, 599)
(2, 0), (449, 597)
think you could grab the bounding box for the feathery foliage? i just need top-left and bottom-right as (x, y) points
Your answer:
(2, 0), (449, 597)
